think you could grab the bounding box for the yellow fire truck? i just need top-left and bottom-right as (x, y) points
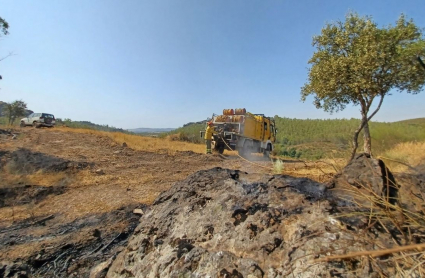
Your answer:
(201, 108), (277, 157)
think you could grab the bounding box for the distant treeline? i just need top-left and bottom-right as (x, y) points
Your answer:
(160, 123), (205, 142)
(57, 118), (131, 133)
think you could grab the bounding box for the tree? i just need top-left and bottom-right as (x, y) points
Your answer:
(3, 100), (27, 125)
(301, 13), (425, 161)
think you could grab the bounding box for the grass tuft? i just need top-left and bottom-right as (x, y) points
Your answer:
(272, 159), (284, 174)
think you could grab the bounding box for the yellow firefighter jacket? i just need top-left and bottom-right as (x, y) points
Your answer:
(204, 126), (215, 140)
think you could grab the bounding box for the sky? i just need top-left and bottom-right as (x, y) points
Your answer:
(1, 0), (424, 129)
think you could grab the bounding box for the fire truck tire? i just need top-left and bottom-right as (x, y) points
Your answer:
(263, 143), (271, 158)
(238, 140), (250, 158)
(218, 144), (225, 154)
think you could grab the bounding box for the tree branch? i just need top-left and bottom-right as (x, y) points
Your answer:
(418, 56), (425, 71)
(367, 93), (385, 122)
(0, 52), (14, 62)
(366, 97), (374, 111)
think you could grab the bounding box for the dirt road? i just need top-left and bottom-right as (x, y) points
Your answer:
(0, 127), (271, 277)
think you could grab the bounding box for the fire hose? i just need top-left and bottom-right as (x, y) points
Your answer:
(216, 132), (274, 171)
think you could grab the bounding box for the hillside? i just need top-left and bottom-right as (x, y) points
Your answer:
(395, 117), (425, 128)
(55, 119), (132, 133)
(166, 116), (425, 159)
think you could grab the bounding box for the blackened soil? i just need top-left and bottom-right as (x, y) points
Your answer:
(0, 185), (66, 208)
(0, 148), (91, 174)
(0, 204), (144, 278)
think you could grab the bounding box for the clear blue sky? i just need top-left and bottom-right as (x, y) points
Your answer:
(1, 0), (424, 129)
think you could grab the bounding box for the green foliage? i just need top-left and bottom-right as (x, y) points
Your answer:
(301, 12), (425, 156)
(301, 13), (425, 113)
(0, 116), (8, 125)
(0, 101), (33, 118)
(0, 17), (9, 36)
(273, 116), (425, 159)
(161, 123), (205, 144)
(1, 100), (27, 125)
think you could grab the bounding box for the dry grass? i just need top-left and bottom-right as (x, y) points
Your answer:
(381, 142), (425, 172)
(327, 166), (425, 277)
(272, 159), (284, 174)
(279, 158), (346, 183)
(52, 127), (205, 154)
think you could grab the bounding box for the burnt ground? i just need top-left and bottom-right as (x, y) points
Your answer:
(0, 127), (270, 277)
(0, 204), (141, 278)
(3, 128), (422, 277)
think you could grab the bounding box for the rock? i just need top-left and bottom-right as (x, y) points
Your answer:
(90, 257), (114, 278)
(113, 151), (121, 155)
(133, 209), (144, 216)
(332, 153), (398, 205)
(95, 169), (105, 175)
(106, 168), (384, 277)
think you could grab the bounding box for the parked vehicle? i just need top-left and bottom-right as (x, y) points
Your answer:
(20, 113), (56, 128)
(201, 108), (277, 157)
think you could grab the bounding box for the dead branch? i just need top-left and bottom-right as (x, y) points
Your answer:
(98, 232), (122, 254)
(314, 243), (425, 262)
(0, 52), (14, 62)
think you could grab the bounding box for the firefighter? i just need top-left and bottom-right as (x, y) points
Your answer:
(204, 121), (215, 154)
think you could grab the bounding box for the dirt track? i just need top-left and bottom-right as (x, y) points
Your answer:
(0, 127), (271, 277)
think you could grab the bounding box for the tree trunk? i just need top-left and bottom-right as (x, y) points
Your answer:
(363, 120), (372, 155)
(350, 116), (367, 161)
(349, 94), (385, 162)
